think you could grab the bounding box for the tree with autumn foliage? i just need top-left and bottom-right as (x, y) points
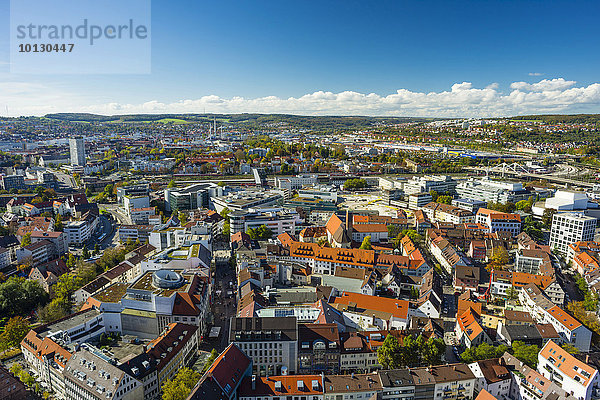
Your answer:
(486, 246), (510, 272)
(0, 316), (30, 351)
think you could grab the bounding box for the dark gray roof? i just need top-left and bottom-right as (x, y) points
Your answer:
(196, 243), (212, 268)
(502, 324), (542, 343)
(0, 235), (19, 248)
(229, 317), (297, 342)
(377, 369), (415, 387)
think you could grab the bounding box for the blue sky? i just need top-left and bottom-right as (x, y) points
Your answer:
(1, 0), (600, 117)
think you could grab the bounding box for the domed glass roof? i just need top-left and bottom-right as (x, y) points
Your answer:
(152, 270), (185, 289)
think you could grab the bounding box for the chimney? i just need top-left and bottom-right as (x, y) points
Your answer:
(251, 374), (256, 390)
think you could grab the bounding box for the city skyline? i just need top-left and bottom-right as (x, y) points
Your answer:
(0, 0), (599, 117)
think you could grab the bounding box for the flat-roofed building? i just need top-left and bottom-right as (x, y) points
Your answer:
(230, 316), (298, 376)
(550, 212), (597, 255)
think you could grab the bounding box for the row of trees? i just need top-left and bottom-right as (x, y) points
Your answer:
(246, 225), (273, 240)
(460, 342), (510, 364)
(161, 367), (200, 400)
(343, 178), (367, 190)
(10, 363), (50, 398)
(575, 274), (599, 311)
(392, 229), (423, 249)
(429, 190), (452, 205)
(39, 245), (138, 323)
(567, 301), (600, 339)
(461, 340), (578, 369)
(377, 334), (446, 369)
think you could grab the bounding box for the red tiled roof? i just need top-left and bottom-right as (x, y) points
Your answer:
(207, 343), (251, 394)
(332, 292), (409, 320)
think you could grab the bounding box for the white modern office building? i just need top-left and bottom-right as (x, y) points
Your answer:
(275, 175), (318, 191)
(229, 208), (301, 236)
(549, 212), (597, 255)
(403, 175), (457, 196)
(456, 178), (532, 204)
(69, 137), (86, 166)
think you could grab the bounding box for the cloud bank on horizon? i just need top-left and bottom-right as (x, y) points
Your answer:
(1, 78), (600, 118)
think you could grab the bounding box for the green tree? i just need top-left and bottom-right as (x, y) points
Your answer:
(512, 341), (540, 369)
(575, 275), (598, 311)
(360, 235), (372, 250)
(410, 287), (420, 299)
(178, 211), (188, 225)
(223, 221), (230, 236)
(38, 298), (70, 323)
(515, 199), (532, 212)
(343, 178), (367, 190)
(542, 208), (556, 229)
(460, 342), (509, 363)
(66, 253), (77, 269)
(19, 370), (34, 387)
(246, 225), (273, 240)
(10, 363), (22, 375)
(487, 246), (510, 272)
(437, 195), (452, 205)
(202, 349), (219, 373)
(54, 214), (64, 232)
(387, 224), (401, 239)
(219, 208), (231, 221)
(400, 229), (423, 246)
(377, 334), (401, 369)
(561, 343), (580, 355)
(94, 243), (100, 256)
(21, 232), (31, 247)
(167, 179), (176, 188)
(161, 367), (201, 400)
(422, 337), (446, 366)
(317, 237), (330, 248)
(0, 277), (48, 318)
(82, 245), (90, 259)
(399, 335), (419, 367)
(0, 316), (30, 351)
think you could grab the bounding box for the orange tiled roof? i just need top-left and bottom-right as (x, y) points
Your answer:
(511, 272), (554, 289)
(332, 292), (409, 320)
(457, 308), (484, 341)
(547, 306), (581, 330)
(352, 223), (388, 233)
(540, 340), (595, 386)
(239, 375), (322, 396)
(290, 242), (375, 268)
(21, 331), (72, 368)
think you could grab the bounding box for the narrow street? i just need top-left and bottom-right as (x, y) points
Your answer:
(207, 261), (237, 353)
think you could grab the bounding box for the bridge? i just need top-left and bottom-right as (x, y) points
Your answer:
(464, 164), (595, 188)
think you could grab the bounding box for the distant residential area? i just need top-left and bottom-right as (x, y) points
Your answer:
(2, 114), (600, 400)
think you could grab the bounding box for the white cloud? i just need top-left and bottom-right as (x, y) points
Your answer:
(2, 77), (600, 118)
(529, 72), (543, 76)
(510, 78), (577, 92)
